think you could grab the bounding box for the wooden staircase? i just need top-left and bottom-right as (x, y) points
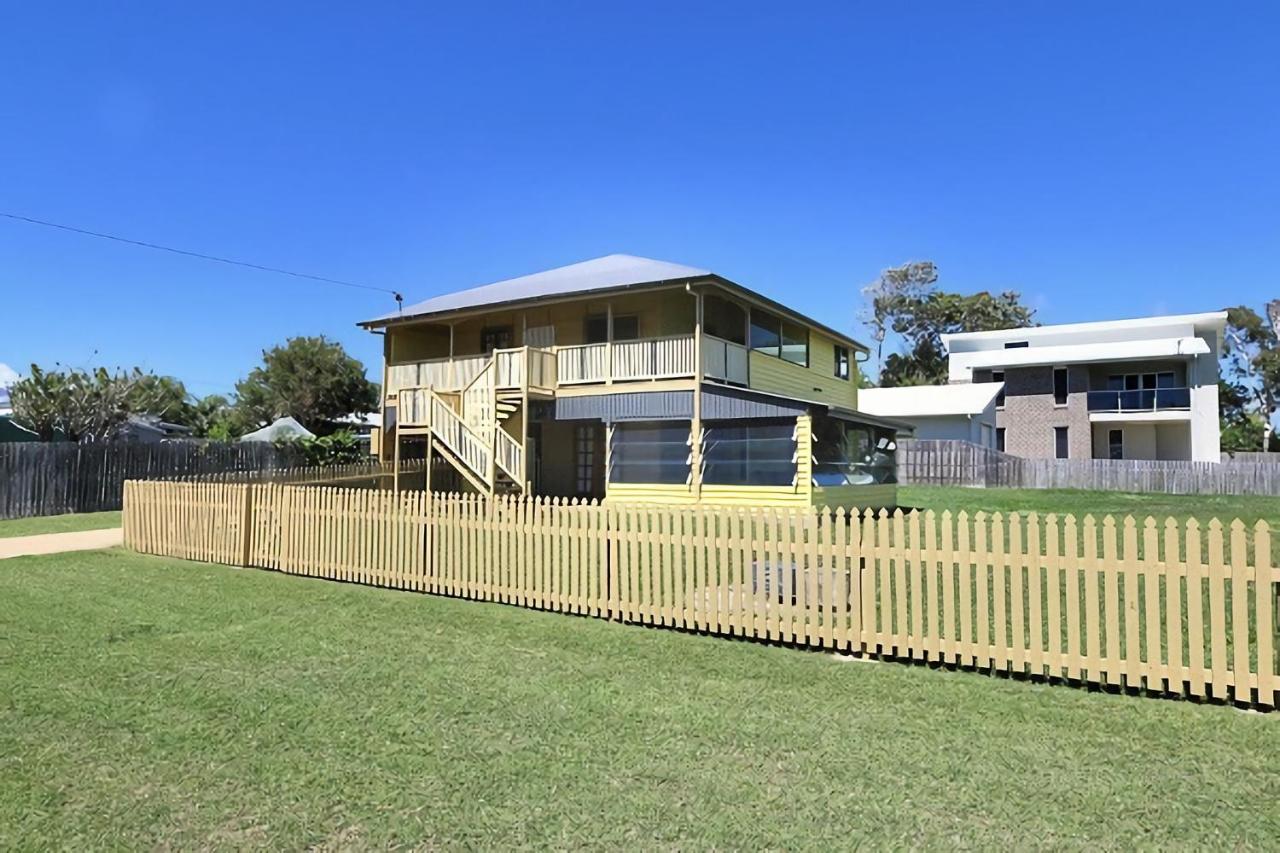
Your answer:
(402, 358), (528, 495)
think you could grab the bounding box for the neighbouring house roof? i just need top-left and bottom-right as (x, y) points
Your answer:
(951, 336), (1211, 372)
(359, 253), (868, 352)
(239, 416), (315, 442)
(857, 383), (1003, 418)
(942, 311), (1228, 348)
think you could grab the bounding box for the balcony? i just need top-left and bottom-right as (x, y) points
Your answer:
(1086, 387), (1192, 413)
(388, 334), (747, 397)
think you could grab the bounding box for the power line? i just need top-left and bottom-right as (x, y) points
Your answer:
(0, 211), (403, 306)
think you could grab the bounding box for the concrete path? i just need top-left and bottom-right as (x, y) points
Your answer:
(0, 528), (123, 560)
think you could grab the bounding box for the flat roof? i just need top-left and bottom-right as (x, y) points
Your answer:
(954, 336), (1210, 370)
(857, 382), (1003, 418)
(943, 310), (1227, 346)
(360, 253), (868, 351)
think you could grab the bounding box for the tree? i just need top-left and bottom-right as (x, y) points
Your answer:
(9, 365), (185, 442)
(861, 262), (1036, 387)
(230, 336), (379, 435)
(1221, 303), (1280, 451)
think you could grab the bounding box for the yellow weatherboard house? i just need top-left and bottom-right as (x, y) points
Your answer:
(360, 254), (903, 508)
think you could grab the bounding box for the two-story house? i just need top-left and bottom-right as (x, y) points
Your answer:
(939, 312), (1227, 462)
(359, 254), (903, 507)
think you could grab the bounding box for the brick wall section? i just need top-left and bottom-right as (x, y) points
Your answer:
(981, 366), (1093, 459)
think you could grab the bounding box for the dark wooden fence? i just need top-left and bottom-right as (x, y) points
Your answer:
(0, 441), (313, 519)
(898, 439), (1280, 496)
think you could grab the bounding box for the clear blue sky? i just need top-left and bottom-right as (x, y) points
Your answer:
(2, 2), (1276, 396)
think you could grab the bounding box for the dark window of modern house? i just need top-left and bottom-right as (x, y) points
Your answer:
(992, 370), (1005, 408)
(834, 345), (850, 380)
(584, 314), (609, 344)
(995, 427), (1005, 452)
(703, 295), (747, 344)
(608, 421), (690, 484)
(1108, 428), (1123, 460)
(1004, 341), (1030, 349)
(1054, 426), (1069, 459)
(1053, 367), (1069, 406)
(702, 420), (796, 486)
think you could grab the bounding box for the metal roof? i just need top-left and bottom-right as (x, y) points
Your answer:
(364, 254), (710, 325)
(359, 253), (867, 351)
(857, 383), (1004, 418)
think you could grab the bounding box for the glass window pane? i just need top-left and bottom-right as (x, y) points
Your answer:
(609, 421), (690, 484)
(749, 310), (780, 354)
(780, 321), (808, 366)
(704, 295), (747, 344)
(702, 419), (796, 486)
(584, 314), (608, 344)
(612, 315), (640, 341)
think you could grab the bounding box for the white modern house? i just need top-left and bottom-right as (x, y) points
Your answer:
(858, 383), (1003, 448)
(940, 311), (1227, 463)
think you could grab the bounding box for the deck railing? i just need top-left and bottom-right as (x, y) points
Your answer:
(702, 334), (749, 384)
(393, 333), (736, 393)
(387, 355), (489, 396)
(557, 334), (697, 384)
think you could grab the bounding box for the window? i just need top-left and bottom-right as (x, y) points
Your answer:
(575, 425), (596, 494)
(1054, 426), (1069, 459)
(834, 345), (850, 381)
(996, 427), (1006, 452)
(480, 326), (513, 353)
(809, 415), (897, 486)
(613, 315), (640, 341)
(584, 314), (639, 343)
(748, 309), (809, 367)
(749, 310), (780, 352)
(703, 295), (747, 344)
(608, 422), (690, 484)
(992, 371), (1005, 409)
(1108, 428), (1123, 460)
(1053, 367), (1069, 406)
(1004, 341), (1030, 349)
(584, 314), (608, 344)
(702, 420), (796, 486)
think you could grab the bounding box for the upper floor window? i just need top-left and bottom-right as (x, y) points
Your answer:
(584, 313), (639, 344)
(749, 309), (809, 367)
(1004, 341), (1029, 349)
(1053, 367), (1069, 406)
(992, 370), (1006, 409)
(703, 294), (747, 344)
(834, 345), (851, 381)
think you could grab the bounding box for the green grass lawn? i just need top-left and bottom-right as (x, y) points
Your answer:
(2, 550), (1277, 848)
(899, 485), (1280, 529)
(0, 510), (122, 539)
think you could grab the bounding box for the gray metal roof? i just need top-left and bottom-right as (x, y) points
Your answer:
(364, 254), (711, 325)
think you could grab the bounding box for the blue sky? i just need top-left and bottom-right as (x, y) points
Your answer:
(2, 2), (1276, 395)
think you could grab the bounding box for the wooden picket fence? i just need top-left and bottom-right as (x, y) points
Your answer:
(123, 480), (1280, 708)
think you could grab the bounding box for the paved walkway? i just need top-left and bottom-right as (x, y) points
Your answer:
(0, 528), (123, 560)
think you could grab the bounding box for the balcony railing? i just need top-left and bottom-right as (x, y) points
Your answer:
(557, 334), (697, 385)
(1086, 387), (1192, 413)
(391, 333), (741, 394)
(702, 334), (749, 385)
